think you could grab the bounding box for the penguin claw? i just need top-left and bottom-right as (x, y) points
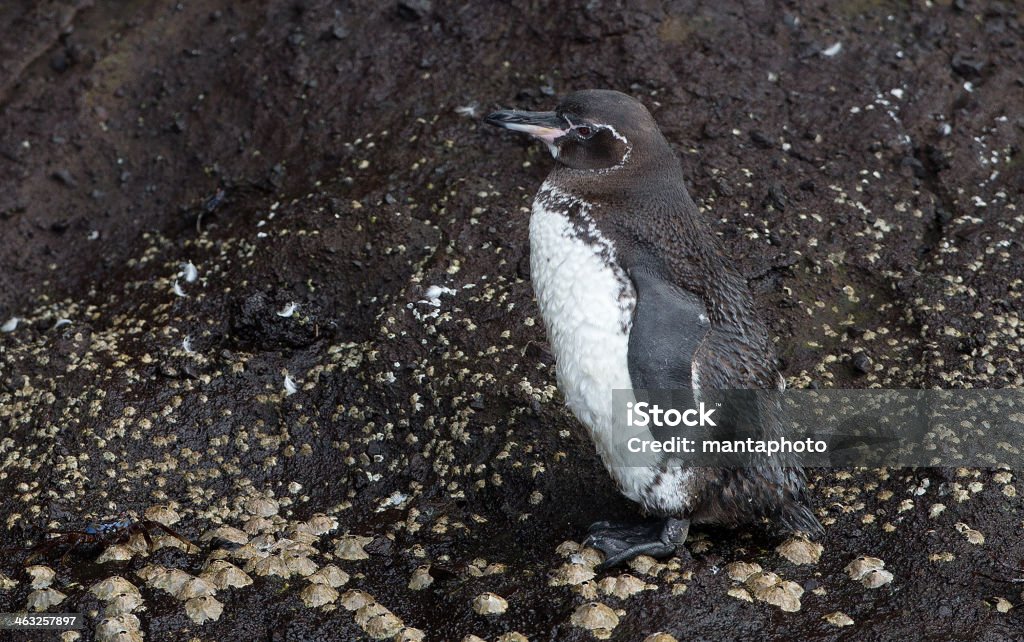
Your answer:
(585, 520), (614, 534)
(583, 517), (690, 571)
(594, 541), (676, 571)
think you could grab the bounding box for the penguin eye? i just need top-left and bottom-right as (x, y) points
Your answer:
(575, 126), (594, 139)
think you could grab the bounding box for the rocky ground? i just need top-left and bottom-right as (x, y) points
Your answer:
(1, 1), (1022, 640)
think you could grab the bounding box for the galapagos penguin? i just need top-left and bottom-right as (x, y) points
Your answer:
(485, 89), (821, 570)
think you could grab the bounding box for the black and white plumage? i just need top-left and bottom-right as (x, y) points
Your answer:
(486, 90), (821, 569)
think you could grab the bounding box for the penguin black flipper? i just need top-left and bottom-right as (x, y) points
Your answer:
(626, 266), (709, 392)
(626, 266), (710, 470)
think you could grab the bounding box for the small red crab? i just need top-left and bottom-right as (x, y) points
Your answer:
(25, 512), (193, 564)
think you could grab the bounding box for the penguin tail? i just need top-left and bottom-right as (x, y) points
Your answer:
(778, 498), (824, 538)
(775, 469), (824, 538)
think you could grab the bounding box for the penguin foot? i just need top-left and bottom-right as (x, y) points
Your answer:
(583, 517), (690, 571)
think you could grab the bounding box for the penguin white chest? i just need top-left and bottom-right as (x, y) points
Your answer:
(527, 184), (696, 514)
(527, 185), (647, 494)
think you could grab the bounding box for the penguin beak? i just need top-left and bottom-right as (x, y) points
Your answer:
(484, 110), (567, 157)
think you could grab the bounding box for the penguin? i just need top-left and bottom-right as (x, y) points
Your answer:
(485, 89), (822, 570)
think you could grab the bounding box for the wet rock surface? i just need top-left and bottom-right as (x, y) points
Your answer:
(1, 1), (1022, 640)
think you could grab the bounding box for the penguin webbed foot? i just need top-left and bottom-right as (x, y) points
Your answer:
(584, 517), (689, 571)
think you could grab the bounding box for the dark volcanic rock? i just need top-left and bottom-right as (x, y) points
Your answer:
(396, 0), (431, 21)
(230, 292), (329, 350)
(951, 52), (987, 78)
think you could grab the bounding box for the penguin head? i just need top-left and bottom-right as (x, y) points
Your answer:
(486, 90), (666, 172)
